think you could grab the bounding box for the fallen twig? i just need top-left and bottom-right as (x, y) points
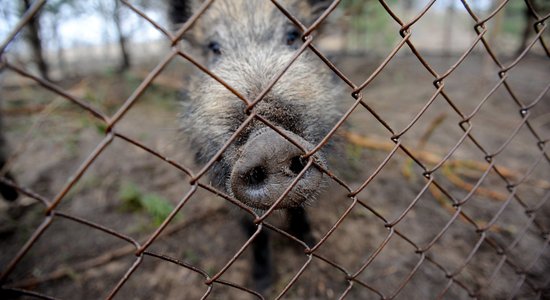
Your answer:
(134, 70), (184, 90)
(441, 164), (508, 201)
(0, 105), (50, 116)
(417, 113), (447, 151)
(343, 131), (550, 202)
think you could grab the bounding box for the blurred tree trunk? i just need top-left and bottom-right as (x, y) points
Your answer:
(515, 1), (537, 57)
(22, 0), (49, 80)
(114, 0), (130, 72)
(50, 19), (67, 77)
(482, 2), (503, 82)
(443, 2), (456, 57)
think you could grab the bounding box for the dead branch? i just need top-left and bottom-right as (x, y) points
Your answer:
(343, 131), (550, 200)
(134, 70), (184, 90)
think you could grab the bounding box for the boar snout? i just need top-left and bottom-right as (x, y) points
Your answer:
(229, 128), (324, 210)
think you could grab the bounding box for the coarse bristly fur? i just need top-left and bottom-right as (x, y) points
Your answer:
(177, 0), (342, 194)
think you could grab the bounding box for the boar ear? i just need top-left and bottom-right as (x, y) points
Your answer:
(169, 0), (195, 28)
(306, 0), (334, 25)
(308, 0), (333, 15)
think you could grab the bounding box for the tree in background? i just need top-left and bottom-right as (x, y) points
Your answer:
(2, 0), (83, 80)
(21, 0), (49, 81)
(93, 0), (132, 73)
(515, 0), (550, 56)
(41, 0), (83, 77)
(114, 0), (130, 72)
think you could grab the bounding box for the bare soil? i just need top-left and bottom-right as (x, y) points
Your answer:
(1, 52), (549, 300)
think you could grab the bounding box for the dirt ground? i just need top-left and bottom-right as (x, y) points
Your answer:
(1, 50), (549, 300)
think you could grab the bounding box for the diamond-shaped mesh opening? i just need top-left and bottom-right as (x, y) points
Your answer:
(51, 137), (194, 239)
(354, 234), (423, 298)
(115, 254), (210, 299)
(2, 216), (136, 299)
(312, 203), (390, 272)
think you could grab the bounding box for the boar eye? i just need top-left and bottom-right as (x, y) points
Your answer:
(285, 29), (301, 46)
(207, 41), (222, 55)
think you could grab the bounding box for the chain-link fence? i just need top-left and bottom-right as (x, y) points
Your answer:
(1, 0), (549, 299)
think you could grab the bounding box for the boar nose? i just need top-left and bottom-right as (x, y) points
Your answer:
(229, 128), (325, 210)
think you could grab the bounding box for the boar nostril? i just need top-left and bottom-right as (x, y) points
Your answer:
(245, 166), (268, 187)
(289, 156), (307, 175)
(229, 129), (326, 209)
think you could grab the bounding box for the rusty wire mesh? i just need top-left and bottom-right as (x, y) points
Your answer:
(0, 0), (549, 299)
